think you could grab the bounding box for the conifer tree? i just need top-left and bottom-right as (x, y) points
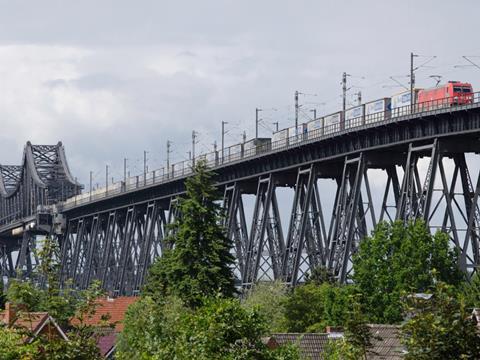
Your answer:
(144, 160), (236, 307)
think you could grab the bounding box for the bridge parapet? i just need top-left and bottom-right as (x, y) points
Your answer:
(62, 91), (480, 211)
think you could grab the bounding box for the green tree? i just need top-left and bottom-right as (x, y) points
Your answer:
(0, 326), (38, 360)
(5, 278), (43, 312)
(323, 297), (373, 360)
(6, 237), (79, 327)
(343, 298), (372, 360)
(4, 236), (105, 359)
(144, 160), (236, 308)
(401, 282), (480, 359)
(242, 281), (288, 332)
(352, 220), (463, 323)
(116, 296), (185, 359)
(283, 282), (353, 332)
(461, 272), (480, 308)
(305, 266), (336, 285)
(117, 296), (299, 360)
(0, 278), (5, 309)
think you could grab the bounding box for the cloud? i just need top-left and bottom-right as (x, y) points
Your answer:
(0, 0), (479, 190)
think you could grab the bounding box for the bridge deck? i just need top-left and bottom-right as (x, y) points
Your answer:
(62, 98), (480, 216)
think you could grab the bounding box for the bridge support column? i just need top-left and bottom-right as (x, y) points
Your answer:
(0, 244), (15, 278)
(16, 231), (39, 277)
(328, 154), (368, 283)
(394, 140), (480, 274)
(60, 200), (171, 296)
(396, 140), (439, 222)
(282, 164), (328, 286)
(242, 175), (285, 286)
(378, 166), (401, 222)
(223, 183), (248, 281)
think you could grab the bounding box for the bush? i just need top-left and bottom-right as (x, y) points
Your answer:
(353, 220), (463, 324)
(242, 281), (289, 332)
(117, 296), (299, 360)
(283, 283), (353, 333)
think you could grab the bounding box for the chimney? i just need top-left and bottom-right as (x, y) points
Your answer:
(4, 303), (16, 327)
(325, 326), (343, 333)
(325, 326), (344, 338)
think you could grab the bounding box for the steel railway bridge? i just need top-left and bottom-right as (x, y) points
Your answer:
(2, 97), (480, 295)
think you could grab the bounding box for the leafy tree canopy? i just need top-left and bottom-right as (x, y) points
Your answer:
(117, 296), (299, 360)
(461, 272), (480, 308)
(401, 282), (480, 359)
(242, 281), (289, 333)
(352, 220), (464, 323)
(3, 236), (105, 359)
(283, 282), (354, 333)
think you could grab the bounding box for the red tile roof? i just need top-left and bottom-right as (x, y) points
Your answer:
(0, 304), (68, 342)
(0, 311), (48, 333)
(97, 332), (117, 357)
(71, 296), (139, 332)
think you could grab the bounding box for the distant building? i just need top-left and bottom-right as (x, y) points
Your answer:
(269, 324), (404, 359)
(70, 296), (139, 359)
(0, 302), (68, 343)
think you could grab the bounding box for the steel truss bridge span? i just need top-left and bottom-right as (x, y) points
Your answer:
(1, 99), (480, 294)
(55, 101), (480, 295)
(0, 142), (81, 278)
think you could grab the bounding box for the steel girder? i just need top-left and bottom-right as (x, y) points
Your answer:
(328, 154), (372, 282)
(393, 141), (480, 273)
(242, 175), (285, 286)
(58, 140), (480, 293)
(223, 183), (248, 281)
(0, 142), (81, 226)
(396, 141), (439, 222)
(60, 201), (169, 295)
(282, 164), (328, 285)
(0, 244), (14, 278)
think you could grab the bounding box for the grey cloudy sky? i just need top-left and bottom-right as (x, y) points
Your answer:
(1, 0), (480, 185)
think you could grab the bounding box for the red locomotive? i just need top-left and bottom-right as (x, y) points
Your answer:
(417, 81), (473, 110)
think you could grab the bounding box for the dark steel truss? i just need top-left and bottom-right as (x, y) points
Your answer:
(5, 108), (480, 293)
(60, 200), (169, 294)
(242, 175), (285, 285)
(282, 164), (328, 285)
(0, 142), (81, 281)
(53, 138), (480, 294)
(0, 142), (81, 226)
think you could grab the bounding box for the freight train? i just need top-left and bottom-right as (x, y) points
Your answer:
(270, 80), (474, 148)
(63, 81), (477, 209)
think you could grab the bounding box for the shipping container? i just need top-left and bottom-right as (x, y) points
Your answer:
(345, 104), (365, 129)
(365, 98), (391, 124)
(243, 138), (271, 156)
(272, 129), (288, 149)
(391, 89), (421, 117)
(323, 112), (343, 135)
(307, 118), (323, 139)
(288, 124), (307, 145)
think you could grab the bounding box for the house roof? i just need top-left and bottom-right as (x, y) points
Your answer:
(97, 331), (117, 357)
(271, 333), (333, 360)
(367, 324), (404, 359)
(0, 311), (47, 332)
(271, 325), (404, 360)
(0, 309), (68, 342)
(71, 296), (138, 332)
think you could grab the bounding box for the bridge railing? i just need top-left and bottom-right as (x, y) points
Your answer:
(62, 91), (480, 210)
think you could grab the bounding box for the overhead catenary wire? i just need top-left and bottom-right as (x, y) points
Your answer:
(87, 54), (480, 192)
